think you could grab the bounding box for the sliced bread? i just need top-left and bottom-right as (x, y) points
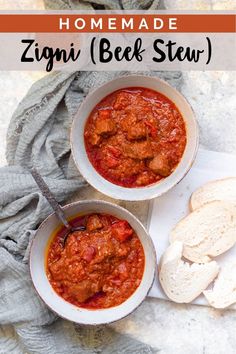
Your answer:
(190, 177), (236, 211)
(170, 201), (236, 263)
(204, 261), (236, 308)
(159, 241), (219, 303)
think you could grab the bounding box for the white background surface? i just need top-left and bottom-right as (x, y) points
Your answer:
(0, 1), (236, 354)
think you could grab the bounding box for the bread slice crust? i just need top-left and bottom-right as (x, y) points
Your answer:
(190, 177), (236, 211)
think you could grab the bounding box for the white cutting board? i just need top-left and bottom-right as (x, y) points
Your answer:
(148, 148), (236, 307)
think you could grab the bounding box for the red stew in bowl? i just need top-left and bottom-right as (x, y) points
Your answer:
(84, 87), (187, 188)
(46, 213), (145, 309)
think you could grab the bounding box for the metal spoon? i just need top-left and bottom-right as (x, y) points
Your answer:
(31, 168), (85, 246)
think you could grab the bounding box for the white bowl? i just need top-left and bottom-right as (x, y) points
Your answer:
(71, 75), (199, 201)
(30, 200), (156, 325)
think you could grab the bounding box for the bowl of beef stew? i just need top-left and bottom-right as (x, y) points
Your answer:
(30, 200), (156, 325)
(71, 75), (199, 200)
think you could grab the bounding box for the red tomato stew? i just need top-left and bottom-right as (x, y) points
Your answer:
(46, 213), (145, 309)
(84, 87), (187, 188)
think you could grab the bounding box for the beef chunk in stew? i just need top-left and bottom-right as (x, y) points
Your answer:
(67, 280), (101, 303)
(82, 246), (96, 262)
(95, 110), (116, 136)
(148, 154), (171, 177)
(87, 132), (101, 146)
(120, 112), (137, 131)
(114, 92), (133, 110)
(86, 215), (103, 232)
(124, 141), (153, 160)
(111, 220), (133, 242)
(127, 122), (147, 140)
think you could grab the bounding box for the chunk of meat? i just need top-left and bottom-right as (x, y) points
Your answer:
(82, 246), (96, 262)
(127, 122), (147, 140)
(148, 154), (171, 177)
(88, 132), (101, 146)
(66, 280), (101, 303)
(86, 215), (103, 232)
(95, 110), (116, 136)
(95, 119), (116, 136)
(120, 112), (137, 132)
(114, 92), (132, 110)
(112, 221), (133, 242)
(97, 240), (116, 261)
(124, 141), (153, 160)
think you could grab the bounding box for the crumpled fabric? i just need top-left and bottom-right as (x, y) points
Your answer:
(0, 1), (182, 353)
(44, 0), (162, 10)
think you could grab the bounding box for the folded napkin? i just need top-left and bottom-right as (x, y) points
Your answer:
(0, 1), (182, 353)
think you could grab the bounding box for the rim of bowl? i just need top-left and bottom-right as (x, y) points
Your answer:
(29, 199), (157, 325)
(70, 75), (199, 201)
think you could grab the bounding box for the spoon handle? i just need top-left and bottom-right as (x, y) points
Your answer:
(31, 168), (71, 230)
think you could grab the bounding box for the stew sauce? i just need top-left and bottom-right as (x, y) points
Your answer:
(84, 87), (187, 188)
(46, 213), (145, 309)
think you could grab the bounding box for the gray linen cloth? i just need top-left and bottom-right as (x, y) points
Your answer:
(0, 1), (181, 353)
